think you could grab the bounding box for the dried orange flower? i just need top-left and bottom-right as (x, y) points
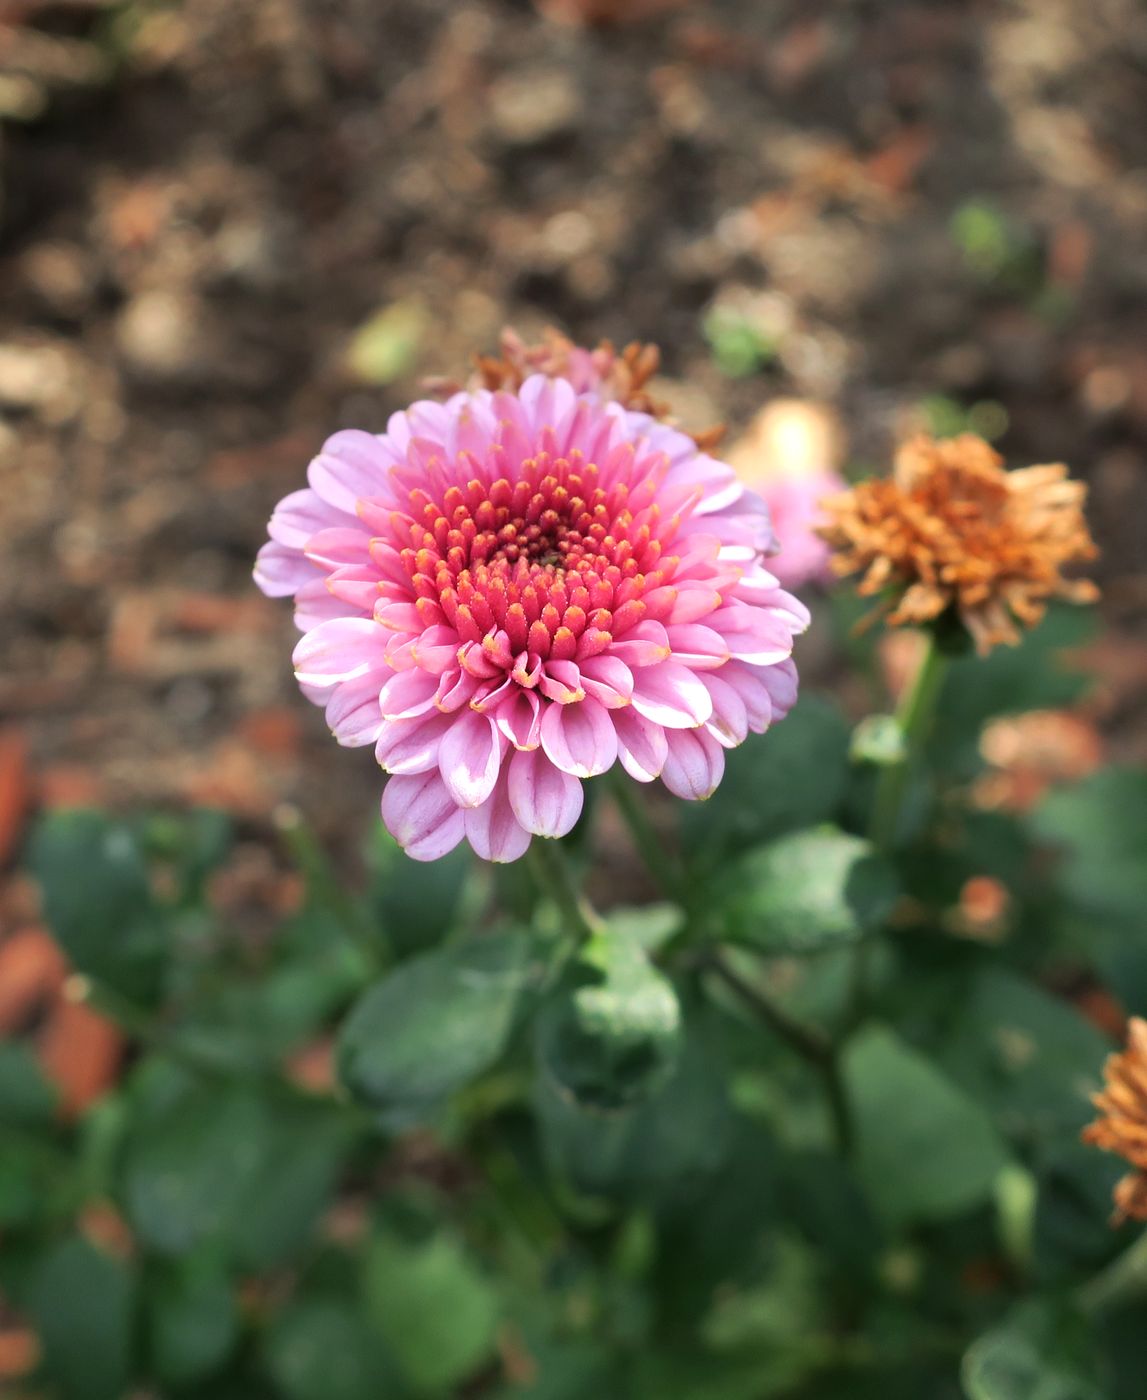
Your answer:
(817, 433), (1098, 654)
(1083, 1017), (1147, 1224)
(434, 327), (724, 451)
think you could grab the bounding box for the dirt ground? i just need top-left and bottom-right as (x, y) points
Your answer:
(2, 0), (1146, 853)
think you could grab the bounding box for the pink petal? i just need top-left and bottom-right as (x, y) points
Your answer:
(666, 586), (724, 624)
(375, 710), (453, 775)
(630, 661), (713, 729)
(326, 670), (387, 747)
(267, 488), (347, 549)
(664, 624), (731, 670)
(438, 709), (505, 808)
(606, 620), (671, 668)
(253, 540), (317, 598)
(700, 672), (749, 749)
(708, 605), (795, 665)
(293, 618), (381, 687)
(507, 748), (584, 838)
(307, 429), (396, 514)
(762, 657), (799, 720)
(304, 527), (371, 569)
(613, 708), (668, 783)
(381, 772), (466, 861)
(496, 688), (542, 751)
(378, 667), (441, 720)
(538, 660), (585, 704)
(540, 698), (618, 778)
(579, 656), (634, 709)
(661, 727), (726, 801)
(294, 578), (361, 631)
(714, 661), (775, 733)
(464, 771), (532, 863)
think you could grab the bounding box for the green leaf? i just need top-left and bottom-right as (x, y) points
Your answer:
(963, 1301), (1103, 1400)
(30, 810), (167, 1003)
(682, 695), (850, 861)
(148, 1259), (238, 1387)
(724, 826), (899, 954)
(121, 1073), (274, 1257)
(604, 903), (685, 953)
(537, 931), (681, 1110)
(940, 970), (1110, 1144)
(365, 1228), (499, 1392)
(28, 1236), (136, 1400)
(0, 1042), (58, 1128)
(264, 1297), (402, 1400)
(338, 931), (530, 1122)
(844, 1025), (1011, 1229)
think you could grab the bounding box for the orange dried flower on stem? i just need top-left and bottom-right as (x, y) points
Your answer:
(1083, 1017), (1147, 1224)
(817, 433), (1098, 655)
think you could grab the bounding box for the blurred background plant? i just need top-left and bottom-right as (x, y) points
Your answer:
(3, 0), (1147, 1397)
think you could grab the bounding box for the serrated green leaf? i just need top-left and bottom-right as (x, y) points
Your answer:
(725, 826), (899, 954)
(338, 931), (530, 1121)
(537, 932), (681, 1110)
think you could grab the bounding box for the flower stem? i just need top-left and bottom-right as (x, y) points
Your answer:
(1078, 1229), (1147, 1315)
(527, 840), (605, 944)
(607, 771), (682, 902)
(849, 631), (949, 1028)
(705, 951), (854, 1157)
(869, 632), (949, 853)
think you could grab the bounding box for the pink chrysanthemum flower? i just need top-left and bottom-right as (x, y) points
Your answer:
(255, 376), (808, 861)
(760, 469), (846, 591)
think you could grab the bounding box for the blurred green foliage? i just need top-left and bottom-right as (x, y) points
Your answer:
(5, 608), (1146, 1399)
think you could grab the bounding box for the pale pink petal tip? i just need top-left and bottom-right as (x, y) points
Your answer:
(258, 360), (809, 861)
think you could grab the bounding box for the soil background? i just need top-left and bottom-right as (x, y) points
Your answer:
(2, 0), (1146, 855)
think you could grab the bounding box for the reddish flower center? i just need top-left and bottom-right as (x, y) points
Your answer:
(392, 451), (675, 661)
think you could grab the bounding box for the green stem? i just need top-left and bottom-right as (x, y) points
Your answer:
(869, 633), (949, 852)
(849, 632), (949, 1028)
(1079, 1229), (1147, 1315)
(527, 840), (605, 943)
(705, 951), (854, 1157)
(607, 771), (682, 901)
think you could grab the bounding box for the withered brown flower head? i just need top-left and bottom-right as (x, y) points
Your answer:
(1083, 1017), (1147, 1224)
(432, 327), (725, 452)
(816, 433), (1098, 655)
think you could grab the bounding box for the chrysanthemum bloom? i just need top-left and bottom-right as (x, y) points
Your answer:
(755, 470), (845, 591)
(1083, 1017), (1147, 1224)
(450, 327), (725, 452)
(817, 433), (1098, 654)
(255, 375), (808, 861)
